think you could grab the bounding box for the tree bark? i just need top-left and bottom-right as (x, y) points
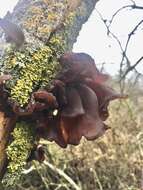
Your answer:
(0, 113), (16, 179)
(0, 0), (99, 183)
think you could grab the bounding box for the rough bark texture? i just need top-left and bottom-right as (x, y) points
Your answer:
(0, 113), (15, 179)
(0, 0), (99, 183)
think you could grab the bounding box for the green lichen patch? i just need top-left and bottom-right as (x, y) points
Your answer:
(3, 46), (59, 107)
(23, 0), (68, 42)
(48, 10), (77, 56)
(10, 46), (52, 106)
(2, 121), (35, 187)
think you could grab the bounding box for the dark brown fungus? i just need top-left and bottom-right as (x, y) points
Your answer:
(85, 79), (127, 120)
(58, 52), (109, 83)
(33, 90), (58, 108)
(76, 84), (107, 140)
(10, 100), (35, 116)
(37, 52), (126, 148)
(61, 87), (85, 117)
(0, 52), (126, 155)
(51, 80), (67, 107)
(8, 90), (58, 116)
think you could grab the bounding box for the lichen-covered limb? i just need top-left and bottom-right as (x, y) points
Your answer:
(0, 0), (99, 184)
(2, 122), (35, 186)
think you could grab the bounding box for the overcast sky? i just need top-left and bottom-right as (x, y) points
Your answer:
(0, 0), (143, 75)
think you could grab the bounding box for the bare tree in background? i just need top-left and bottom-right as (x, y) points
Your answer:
(96, 0), (143, 92)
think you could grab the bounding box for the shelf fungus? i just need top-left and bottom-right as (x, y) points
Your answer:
(0, 52), (126, 162)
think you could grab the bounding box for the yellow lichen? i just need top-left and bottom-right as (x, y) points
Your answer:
(10, 57), (17, 67)
(10, 46), (56, 107)
(23, 0), (67, 40)
(37, 25), (52, 35)
(64, 12), (76, 26)
(2, 122), (35, 187)
(29, 6), (43, 15)
(47, 13), (58, 22)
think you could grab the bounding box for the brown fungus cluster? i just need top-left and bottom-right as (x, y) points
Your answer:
(35, 52), (126, 148)
(0, 52), (126, 161)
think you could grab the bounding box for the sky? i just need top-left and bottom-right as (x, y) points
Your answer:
(0, 0), (143, 75)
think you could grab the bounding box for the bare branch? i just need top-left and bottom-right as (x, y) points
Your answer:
(96, 9), (131, 76)
(121, 56), (143, 80)
(96, 6), (143, 84)
(124, 20), (143, 57)
(109, 5), (134, 25)
(109, 4), (143, 27)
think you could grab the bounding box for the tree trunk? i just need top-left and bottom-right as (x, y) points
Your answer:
(0, 0), (99, 184)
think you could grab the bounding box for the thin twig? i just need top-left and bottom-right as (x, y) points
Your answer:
(43, 160), (81, 190)
(92, 169), (103, 190)
(124, 20), (143, 58)
(95, 9), (130, 81)
(109, 5), (134, 26)
(96, 6), (143, 93)
(22, 165), (36, 174)
(121, 56), (143, 80)
(109, 4), (143, 27)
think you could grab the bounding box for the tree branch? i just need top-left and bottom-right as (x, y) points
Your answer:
(0, 0), (99, 184)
